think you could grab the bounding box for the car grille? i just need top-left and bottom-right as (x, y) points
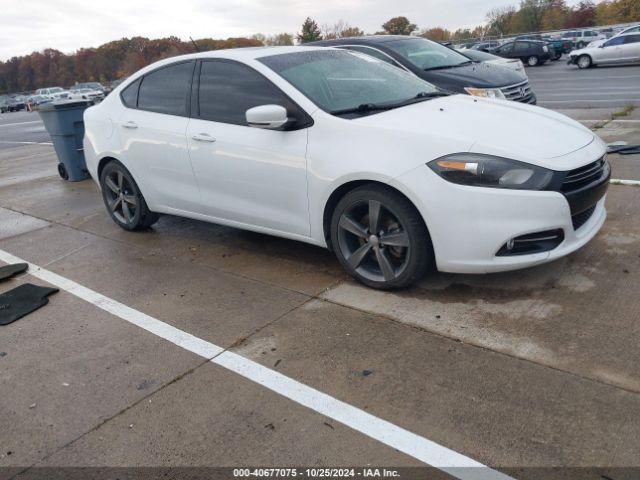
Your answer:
(571, 206), (596, 230)
(561, 156), (607, 193)
(500, 80), (534, 103)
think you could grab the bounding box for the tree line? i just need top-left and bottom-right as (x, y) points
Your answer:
(1, 0), (638, 94)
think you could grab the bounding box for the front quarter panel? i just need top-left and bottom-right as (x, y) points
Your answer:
(306, 110), (474, 244)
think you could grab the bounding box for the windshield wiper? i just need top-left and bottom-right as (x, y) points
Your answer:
(331, 91), (450, 116)
(424, 60), (473, 71)
(330, 103), (395, 116)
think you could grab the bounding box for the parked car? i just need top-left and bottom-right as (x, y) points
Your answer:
(490, 40), (551, 66)
(586, 24), (640, 48)
(562, 29), (605, 49)
(7, 95), (27, 112)
(71, 82), (107, 94)
(471, 41), (501, 51)
(457, 49), (527, 78)
(0, 96), (9, 113)
(68, 88), (104, 102)
(35, 87), (71, 101)
(541, 37), (573, 59)
(84, 47), (609, 289)
(26, 94), (52, 108)
(311, 36), (536, 103)
(568, 32), (640, 69)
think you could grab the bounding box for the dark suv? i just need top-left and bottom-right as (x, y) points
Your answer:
(490, 40), (552, 66)
(311, 36), (536, 104)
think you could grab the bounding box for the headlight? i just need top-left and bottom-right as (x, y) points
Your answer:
(427, 153), (554, 190)
(464, 87), (506, 100)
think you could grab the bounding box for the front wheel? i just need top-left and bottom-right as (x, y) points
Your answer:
(99, 160), (159, 231)
(577, 55), (592, 69)
(527, 55), (539, 67)
(330, 185), (433, 290)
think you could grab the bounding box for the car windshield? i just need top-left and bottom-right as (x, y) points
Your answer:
(259, 49), (440, 115)
(384, 38), (472, 70)
(49, 87), (64, 93)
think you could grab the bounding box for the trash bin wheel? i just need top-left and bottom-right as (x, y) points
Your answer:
(57, 163), (69, 180)
(99, 160), (159, 231)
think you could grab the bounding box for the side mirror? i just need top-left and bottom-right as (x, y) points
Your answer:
(246, 105), (289, 130)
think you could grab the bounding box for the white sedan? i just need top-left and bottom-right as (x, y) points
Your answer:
(84, 47), (609, 289)
(569, 32), (640, 68)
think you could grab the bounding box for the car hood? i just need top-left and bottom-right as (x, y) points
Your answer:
(354, 94), (596, 169)
(420, 62), (525, 90)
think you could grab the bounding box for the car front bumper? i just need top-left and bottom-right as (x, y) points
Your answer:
(391, 166), (607, 274)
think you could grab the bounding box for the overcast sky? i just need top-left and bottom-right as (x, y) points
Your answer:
(0, 0), (579, 60)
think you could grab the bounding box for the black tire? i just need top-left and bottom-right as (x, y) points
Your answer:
(527, 55), (539, 67)
(577, 54), (592, 69)
(577, 41), (586, 49)
(553, 53), (562, 61)
(330, 184), (433, 290)
(99, 160), (159, 231)
(57, 163), (69, 180)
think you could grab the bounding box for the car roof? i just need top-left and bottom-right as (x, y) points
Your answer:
(310, 35), (419, 47)
(125, 45), (339, 78)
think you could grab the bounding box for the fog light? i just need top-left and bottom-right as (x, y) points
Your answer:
(497, 229), (564, 256)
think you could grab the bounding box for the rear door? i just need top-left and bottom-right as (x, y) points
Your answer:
(621, 35), (640, 63)
(117, 60), (201, 213)
(185, 59), (311, 235)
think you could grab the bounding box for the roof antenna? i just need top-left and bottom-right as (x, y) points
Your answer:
(190, 37), (200, 52)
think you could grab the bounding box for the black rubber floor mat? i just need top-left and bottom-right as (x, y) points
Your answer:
(0, 284), (58, 326)
(0, 263), (28, 282)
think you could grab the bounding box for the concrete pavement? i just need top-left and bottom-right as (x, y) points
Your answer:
(0, 106), (639, 479)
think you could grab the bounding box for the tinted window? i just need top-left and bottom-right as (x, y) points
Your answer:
(623, 35), (640, 44)
(121, 79), (140, 108)
(138, 61), (194, 116)
(342, 46), (398, 66)
(198, 60), (301, 126)
(605, 36), (625, 46)
(514, 42), (529, 52)
(499, 42), (514, 53)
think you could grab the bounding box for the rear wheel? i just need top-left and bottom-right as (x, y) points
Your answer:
(330, 185), (433, 290)
(527, 55), (539, 67)
(577, 41), (586, 49)
(99, 160), (159, 231)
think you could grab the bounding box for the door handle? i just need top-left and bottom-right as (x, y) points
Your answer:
(122, 121), (138, 129)
(191, 133), (216, 143)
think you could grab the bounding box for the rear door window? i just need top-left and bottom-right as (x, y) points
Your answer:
(137, 61), (195, 116)
(623, 34), (640, 44)
(120, 79), (141, 108)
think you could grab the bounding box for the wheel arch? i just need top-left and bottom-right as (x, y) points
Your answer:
(322, 179), (428, 251)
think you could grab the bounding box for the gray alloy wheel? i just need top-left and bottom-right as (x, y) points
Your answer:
(100, 160), (159, 231)
(527, 55), (539, 67)
(330, 185), (432, 289)
(577, 55), (592, 69)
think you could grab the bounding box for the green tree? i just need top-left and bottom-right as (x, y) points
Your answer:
(265, 33), (294, 46)
(297, 17), (322, 43)
(381, 16), (417, 35)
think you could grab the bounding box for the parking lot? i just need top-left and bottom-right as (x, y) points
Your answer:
(1, 87), (640, 479)
(528, 58), (640, 108)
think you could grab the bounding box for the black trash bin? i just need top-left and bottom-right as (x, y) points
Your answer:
(38, 100), (93, 181)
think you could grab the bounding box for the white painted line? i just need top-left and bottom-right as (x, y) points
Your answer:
(539, 99), (640, 104)
(0, 247), (513, 480)
(0, 141), (53, 145)
(611, 179), (640, 186)
(0, 120), (42, 128)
